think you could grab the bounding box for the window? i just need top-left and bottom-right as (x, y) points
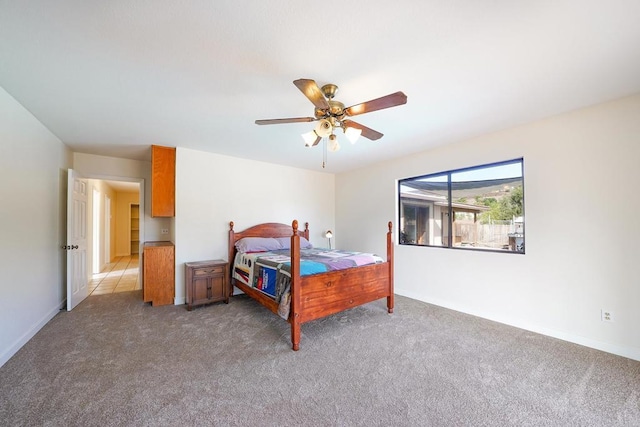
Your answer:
(398, 159), (524, 253)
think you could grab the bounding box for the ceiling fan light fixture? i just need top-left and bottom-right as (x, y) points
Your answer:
(344, 126), (362, 144)
(302, 130), (318, 147)
(315, 119), (333, 138)
(328, 134), (340, 152)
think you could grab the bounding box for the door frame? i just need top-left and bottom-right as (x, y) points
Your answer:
(92, 187), (101, 274)
(104, 194), (111, 267)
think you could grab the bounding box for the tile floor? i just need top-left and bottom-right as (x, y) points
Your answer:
(89, 254), (141, 295)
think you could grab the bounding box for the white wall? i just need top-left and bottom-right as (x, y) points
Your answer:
(175, 148), (335, 304)
(336, 94), (640, 361)
(0, 86), (72, 367)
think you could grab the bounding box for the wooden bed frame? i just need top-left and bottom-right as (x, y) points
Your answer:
(228, 220), (394, 350)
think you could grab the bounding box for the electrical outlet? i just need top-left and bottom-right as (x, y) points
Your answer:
(601, 309), (614, 322)
(161, 228), (169, 235)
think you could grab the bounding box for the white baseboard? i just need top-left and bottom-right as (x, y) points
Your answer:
(0, 300), (66, 368)
(174, 296), (185, 305)
(396, 289), (640, 362)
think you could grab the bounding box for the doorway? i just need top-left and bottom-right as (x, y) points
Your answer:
(85, 178), (144, 297)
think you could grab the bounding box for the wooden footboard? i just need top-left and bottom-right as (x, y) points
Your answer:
(289, 220), (394, 350)
(229, 220), (394, 351)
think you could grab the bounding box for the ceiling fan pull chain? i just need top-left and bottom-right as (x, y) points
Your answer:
(322, 138), (327, 168)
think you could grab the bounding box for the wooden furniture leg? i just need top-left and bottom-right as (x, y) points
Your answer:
(291, 313), (301, 351)
(387, 221), (394, 313)
(290, 220), (302, 351)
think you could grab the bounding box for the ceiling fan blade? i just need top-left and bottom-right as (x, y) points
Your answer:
(311, 135), (321, 147)
(255, 117), (315, 125)
(293, 79), (330, 109)
(344, 91), (407, 117)
(343, 120), (384, 141)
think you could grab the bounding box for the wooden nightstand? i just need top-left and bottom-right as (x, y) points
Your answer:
(185, 259), (229, 311)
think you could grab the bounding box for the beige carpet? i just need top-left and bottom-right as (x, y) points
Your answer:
(1, 290), (638, 426)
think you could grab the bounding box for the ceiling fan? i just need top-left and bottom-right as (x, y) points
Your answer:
(255, 79), (407, 151)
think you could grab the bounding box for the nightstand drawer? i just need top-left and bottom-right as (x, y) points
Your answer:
(193, 266), (224, 276)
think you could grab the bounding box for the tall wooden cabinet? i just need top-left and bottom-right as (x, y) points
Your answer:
(151, 145), (176, 217)
(143, 241), (175, 306)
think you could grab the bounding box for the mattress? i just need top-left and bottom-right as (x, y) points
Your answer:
(232, 248), (383, 318)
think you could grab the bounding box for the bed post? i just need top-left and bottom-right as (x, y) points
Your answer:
(387, 221), (394, 314)
(228, 222), (236, 294)
(290, 220), (301, 351)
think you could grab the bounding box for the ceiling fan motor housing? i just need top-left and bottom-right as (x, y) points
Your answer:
(328, 100), (345, 116)
(315, 101), (345, 118)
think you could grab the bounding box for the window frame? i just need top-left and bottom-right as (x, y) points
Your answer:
(397, 158), (525, 254)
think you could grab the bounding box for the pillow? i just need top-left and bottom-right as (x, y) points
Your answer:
(275, 236), (313, 250)
(235, 237), (282, 253)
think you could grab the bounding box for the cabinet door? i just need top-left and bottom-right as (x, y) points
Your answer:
(151, 145), (175, 217)
(192, 276), (210, 303)
(210, 274), (225, 299)
(143, 245), (175, 306)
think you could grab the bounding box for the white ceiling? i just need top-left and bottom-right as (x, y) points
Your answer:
(1, 1), (640, 173)
(102, 180), (140, 193)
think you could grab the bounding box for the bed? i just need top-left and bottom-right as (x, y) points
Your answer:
(228, 220), (394, 350)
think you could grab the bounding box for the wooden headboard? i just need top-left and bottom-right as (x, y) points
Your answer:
(227, 220), (310, 274)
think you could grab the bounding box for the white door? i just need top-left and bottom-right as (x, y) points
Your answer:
(67, 169), (89, 311)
